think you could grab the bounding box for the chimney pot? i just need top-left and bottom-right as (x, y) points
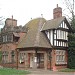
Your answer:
(57, 4), (58, 7)
(12, 15), (13, 20)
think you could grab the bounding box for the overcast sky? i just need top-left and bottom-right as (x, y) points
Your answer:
(0, 0), (73, 27)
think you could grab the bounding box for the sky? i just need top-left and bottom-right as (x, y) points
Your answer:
(0, 0), (73, 27)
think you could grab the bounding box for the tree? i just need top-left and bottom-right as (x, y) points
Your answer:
(62, 0), (74, 21)
(68, 17), (75, 68)
(63, 0), (75, 69)
(0, 51), (2, 63)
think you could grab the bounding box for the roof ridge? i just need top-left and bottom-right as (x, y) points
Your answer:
(48, 16), (65, 21)
(34, 18), (43, 47)
(41, 16), (66, 31)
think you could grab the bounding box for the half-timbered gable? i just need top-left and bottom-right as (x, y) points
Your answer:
(41, 16), (72, 50)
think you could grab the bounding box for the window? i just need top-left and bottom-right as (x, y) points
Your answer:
(2, 35), (8, 42)
(57, 30), (68, 40)
(3, 35), (5, 42)
(60, 30), (63, 39)
(54, 40), (56, 46)
(11, 51), (15, 63)
(2, 34), (13, 43)
(5, 35), (7, 42)
(47, 51), (51, 61)
(57, 41), (58, 46)
(63, 21), (65, 28)
(57, 30), (63, 39)
(57, 30), (59, 39)
(40, 54), (44, 62)
(66, 32), (68, 40)
(65, 23), (68, 29)
(0, 35), (2, 43)
(56, 50), (66, 64)
(54, 33), (56, 39)
(2, 51), (8, 63)
(8, 35), (13, 42)
(59, 41), (60, 46)
(19, 52), (26, 63)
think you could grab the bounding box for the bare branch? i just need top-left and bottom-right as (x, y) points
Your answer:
(63, 0), (75, 18)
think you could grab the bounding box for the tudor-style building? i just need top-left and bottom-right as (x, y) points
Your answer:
(17, 5), (72, 70)
(0, 5), (72, 70)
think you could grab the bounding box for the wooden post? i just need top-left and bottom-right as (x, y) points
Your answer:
(44, 51), (47, 70)
(16, 49), (19, 69)
(49, 50), (52, 70)
(25, 53), (28, 69)
(33, 50), (37, 69)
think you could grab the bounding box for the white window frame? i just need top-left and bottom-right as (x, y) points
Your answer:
(55, 50), (67, 64)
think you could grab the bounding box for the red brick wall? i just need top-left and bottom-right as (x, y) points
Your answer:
(5, 18), (17, 27)
(53, 4), (62, 19)
(51, 49), (67, 70)
(47, 49), (67, 70)
(1, 63), (17, 68)
(0, 32), (26, 69)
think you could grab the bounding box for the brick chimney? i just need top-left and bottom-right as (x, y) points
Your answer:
(53, 4), (62, 19)
(5, 16), (17, 27)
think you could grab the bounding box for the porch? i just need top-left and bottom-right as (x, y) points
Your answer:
(17, 49), (52, 70)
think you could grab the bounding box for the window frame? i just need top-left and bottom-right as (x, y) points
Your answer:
(55, 50), (67, 64)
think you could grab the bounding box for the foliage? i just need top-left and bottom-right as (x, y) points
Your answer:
(63, 0), (74, 20)
(71, 17), (75, 32)
(0, 51), (2, 62)
(0, 68), (30, 75)
(68, 17), (75, 69)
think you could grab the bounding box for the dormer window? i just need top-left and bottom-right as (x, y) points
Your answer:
(2, 34), (13, 43)
(7, 34), (13, 42)
(3, 35), (7, 42)
(13, 32), (20, 42)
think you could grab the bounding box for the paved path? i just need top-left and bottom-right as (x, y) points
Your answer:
(27, 69), (75, 75)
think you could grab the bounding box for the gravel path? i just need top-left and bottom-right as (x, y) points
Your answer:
(27, 69), (75, 75)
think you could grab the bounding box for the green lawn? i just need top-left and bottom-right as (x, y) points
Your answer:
(0, 68), (30, 75)
(59, 68), (75, 72)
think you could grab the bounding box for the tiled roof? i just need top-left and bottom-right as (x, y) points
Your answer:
(1, 25), (27, 33)
(13, 32), (20, 37)
(41, 16), (66, 31)
(17, 18), (52, 49)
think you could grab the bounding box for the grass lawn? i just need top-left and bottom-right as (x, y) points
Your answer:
(0, 68), (30, 75)
(59, 68), (75, 72)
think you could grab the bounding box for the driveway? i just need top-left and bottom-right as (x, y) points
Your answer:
(27, 69), (75, 75)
